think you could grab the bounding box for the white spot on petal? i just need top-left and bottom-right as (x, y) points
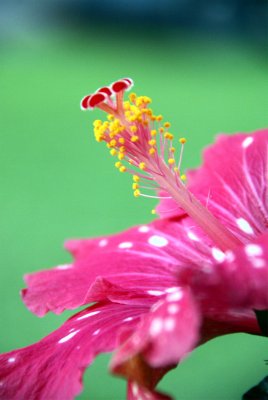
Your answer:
(118, 241), (133, 249)
(99, 239), (108, 247)
(164, 317), (176, 332)
(252, 258), (265, 268)
(242, 136), (253, 149)
(132, 382), (139, 396)
(123, 317), (134, 322)
(138, 225), (149, 233)
(212, 247), (226, 263)
(150, 317), (163, 336)
(165, 287), (180, 294)
(56, 264), (72, 270)
(147, 290), (164, 296)
(58, 330), (79, 343)
(236, 218), (254, 234)
(245, 244), (263, 257)
(187, 231), (199, 241)
(167, 290), (183, 302)
(148, 235), (168, 247)
(93, 328), (100, 336)
(8, 357), (16, 363)
(77, 310), (100, 320)
(168, 304), (180, 314)
(225, 250), (235, 263)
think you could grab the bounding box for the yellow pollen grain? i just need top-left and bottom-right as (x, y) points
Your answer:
(115, 161), (122, 168)
(119, 166), (127, 173)
(118, 153), (125, 160)
(129, 93), (137, 102)
(148, 139), (156, 146)
(139, 162), (146, 170)
(93, 120), (102, 127)
(174, 167), (179, 172)
(134, 189), (140, 197)
(164, 133), (173, 140)
(150, 130), (157, 137)
(159, 127), (164, 133)
(133, 175), (140, 182)
(130, 126), (138, 133)
(170, 146), (175, 152)
(164, 122), (171, 128)
(110, 149), (117, 156)
(181, 174), (187, 181)
(156, 115), (163, 121)
(132, 183), (139, 190)
(151, 209), (156, 215)
(149, 148), (156, 155)
(119, 146), (126, 152)
(109, 139), (117, 147)
(179, 137), (187, 144)
(118, 137), (125, 144)
(168, 158), (175, 165)
(131, 135), (139, 143)
(107, 114), (114, 121)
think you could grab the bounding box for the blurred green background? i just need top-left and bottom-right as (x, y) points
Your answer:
(0, 1), (268, 399)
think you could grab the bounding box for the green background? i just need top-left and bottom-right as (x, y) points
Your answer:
(0, 29), (267, 399)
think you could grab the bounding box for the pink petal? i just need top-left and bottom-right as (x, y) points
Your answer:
(158, 129), (268, 242)
(22, 218), (212, 316)
(0, 302), (147, 400)
(179, 232), (268, 311)
(127, 381), (172, 400)
(189, 129), (268, 240)
(111, 287), (200, 371)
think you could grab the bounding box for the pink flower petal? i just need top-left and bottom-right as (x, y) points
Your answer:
(179, 232), (268, 311)
(0, 302), (147, 400)
(111, 287), (200, 371)
(22, 218), (212, 316)
(157, 129), (268, 241)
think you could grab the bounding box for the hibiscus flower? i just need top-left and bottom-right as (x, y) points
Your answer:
(0, 78), (267, 400)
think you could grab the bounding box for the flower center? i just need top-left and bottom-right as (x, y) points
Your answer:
(81, 78), (242, 251)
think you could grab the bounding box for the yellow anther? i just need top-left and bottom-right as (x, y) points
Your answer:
(123, 101), (131, 110)
(143, 96), (152, 104)
(131, 135), (139, 143)
(106, 143), (111, 148)
(134, 189), (140, 197)
(129, 93), (137, 102)
(119, 146), (126, 153)
(181, 174), (187, 181)
(156, 115), (163, 121)
(118, 137), (125, 144)
(118, 153), (125, 160)
(150, 130), (157, 137)
(179, 137), (187, 144)
(119, 166), (127, 173)
(107, 114), (114, 121)
(159, 127), (164, 133)
(93, 120), (102, 127)
(110, 149), (117, 156)
(168, 158), (175, 165)
(133, 175), (140, 182)
(109, 139), (117, 147)
(174, 167), (179, 172)
(164, 122), (171, 128)
(151, 209), (156, 215)
(130, 125), (138, 133)
(132, 183), (139, 190)
(164, 133), (173, 140)
(148, 139), (156, 146)
(170, 146), (176, 153)
(115, 161), (122, 168)
(139, 162), (146, 170)
(149, 148), (156, 155)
